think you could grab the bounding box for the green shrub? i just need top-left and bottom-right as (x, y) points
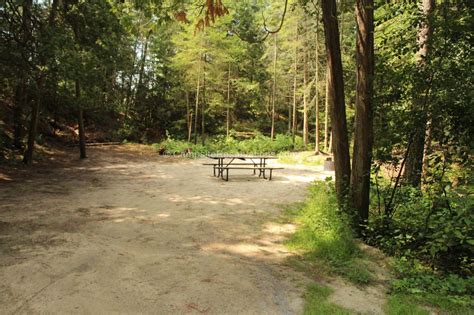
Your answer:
(285, 181), (372, 284)
(153, 133), (305, 156)
(365, 184), (474, 276)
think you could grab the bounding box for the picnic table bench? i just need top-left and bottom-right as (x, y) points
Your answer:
(203, 155), (283, 181)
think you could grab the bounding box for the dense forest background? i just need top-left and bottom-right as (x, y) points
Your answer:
(1, 0), (473, 311)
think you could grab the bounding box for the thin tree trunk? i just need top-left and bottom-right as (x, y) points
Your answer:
(422, 116), (432, 177)
(186, 91), (192, 142)
(351, 0), (374, 228)
(292, 23), (298, 146)
(194, 72), (200, 145)
(303, 39), (309, 148)
(271, 34), (277, 140)
(288, 82), (292, 134)
(226, 63), (231, 138)
(201, 68), (206, 145)
(404, 0), (435, 186)
(23, 88), (39, 165)
(135, 30), (151, 103)
(324, 68), (329, 151)
(320, 0), (351, 203)
(76, 80), (87, 159)
(13, 78), (26, 149)
(21, 0), (34, 164)
(314, 16), (320, 154)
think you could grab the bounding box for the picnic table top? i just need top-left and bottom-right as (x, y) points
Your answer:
(206, 154), (278, 159)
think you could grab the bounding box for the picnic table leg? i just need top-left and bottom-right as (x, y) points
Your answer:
(225, 168), (229, 181)
(213, 165), (216, 177)
(219, 158), (224, 178)
(269, 169), (273, 180)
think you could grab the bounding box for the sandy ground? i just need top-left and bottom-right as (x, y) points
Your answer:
(0, 145), (335, 314)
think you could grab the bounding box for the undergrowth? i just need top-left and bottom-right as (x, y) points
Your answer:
(303, 283), (352, 315)
(284, 180), (374, 285)
(153, 133), (306, 156)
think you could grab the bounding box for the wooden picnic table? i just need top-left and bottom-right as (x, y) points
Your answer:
(204, 155), (282, 181)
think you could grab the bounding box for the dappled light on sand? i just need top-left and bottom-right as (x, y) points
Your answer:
(0, 147), (324, 314)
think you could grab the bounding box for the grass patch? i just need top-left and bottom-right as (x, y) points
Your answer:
(284, 181), (375, 285)
(277, 151), (327, 166)
(387, 295), (430, 315)
(303, 283), (352, 315)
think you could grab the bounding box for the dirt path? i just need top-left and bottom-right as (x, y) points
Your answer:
(0, 145), (333, 314)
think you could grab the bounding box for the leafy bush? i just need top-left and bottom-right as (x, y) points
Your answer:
(285, 181), (372, 284)
(153, 133), (305, 156)
(365, 184), (474, 276)
(389, 258), (474, 311)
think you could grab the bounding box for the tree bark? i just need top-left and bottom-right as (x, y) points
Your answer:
(292, 23), (298, 146)
(226, 64), (231, 138)
(14, 78), (26, 149)
(201, 67), (206, 145)
(194, 71), (200, 145)
(135, 30), (151, 103)
(351, 0), (374, 227)
(314, 16), (320, 154)
(76, 80), (87, 159)
(186, 91), (192, 142)
(21, 0), (34, 164)
(404, 0), (435, 186)
(271, 34), (277, 140)
(320, 0), (351, 203)
(303, 40), (309, 148)
(23, 0), (60, 164)
(324, 68), (329, 151)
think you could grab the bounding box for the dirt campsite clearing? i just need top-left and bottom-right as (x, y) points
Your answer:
(0, 145), (342, 314)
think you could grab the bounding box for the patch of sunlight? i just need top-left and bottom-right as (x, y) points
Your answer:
(280, 175), (318, 183)
(167, 194), (247, 206)
(262, 222), (297, 235)
(0, 174), (12, 181)
(202, 241), (291, 260)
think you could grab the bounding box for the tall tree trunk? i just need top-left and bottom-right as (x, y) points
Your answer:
(21, 0), (34, 164)
(194, 73), (200, 145)
(404, 0), (435, 186)
(303, 40), (309, 148)
(135, 30), (151, 104)
(23, 0), (59, 164)
(13, 78), (26, 149)
(271, 34), (277, 140)
(422, 116), (432, 178)
(320, 0), (351, 203)
(226, 64), (231, 138)
(288, 79), (292, 134)
(314, 16), (320, 154)
(76, 80), (87, 159)
(351, 0), (374, 228)
(324, 69), (329, 151)
(292, 24), (298, 146)
(23, 88), (39, 165)
(186, 91), (192, 142)
(201, 68), (206, 145)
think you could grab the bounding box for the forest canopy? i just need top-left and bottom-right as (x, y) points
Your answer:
(0, 0), (473, 309)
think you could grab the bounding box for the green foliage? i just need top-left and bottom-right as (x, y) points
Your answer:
(386, 295), (429, 315)
(285, 181), (374, 285)
(388, 258), (474, 312)
(303, 283), (352, 315)
(366, 180), (473, 276)
(154, 133), (305, 156)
